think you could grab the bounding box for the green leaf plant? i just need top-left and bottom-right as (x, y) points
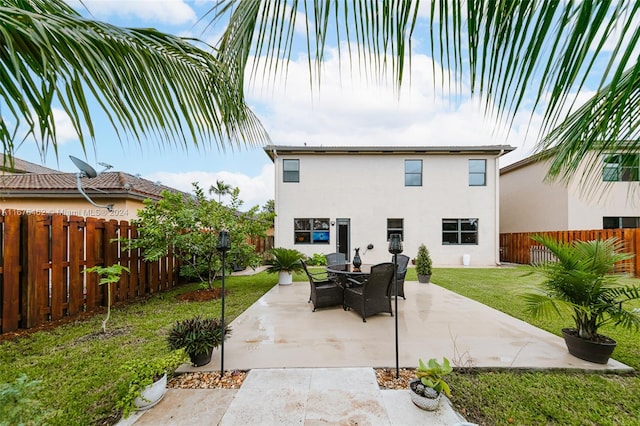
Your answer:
(415, 357), (452, 398)
(85, 264), (130, 333)
(524, 234), (640, 340)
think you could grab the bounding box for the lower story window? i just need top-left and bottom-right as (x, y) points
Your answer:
(294, 218), (330, 244)
(603, 216), (640, 229)
(387, 218), (404, 241)
(442, 218), (478, 245)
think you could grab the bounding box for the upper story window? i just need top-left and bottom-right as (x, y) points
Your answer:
(404, 160), (422, 186)
(442, 218), (478, 245)
(387, 218), (404, 241)
(283, 159), (300, 182)
(294, 218), (330, 244)
(469, 159), (486, 186)
(602, 154), (639, 182)
(603, 216), (640, 229)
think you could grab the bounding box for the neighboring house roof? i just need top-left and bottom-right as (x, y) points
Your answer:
(0, 171), (187, 201)
(263, 144), (516, 161)
(500, 151), (554, 175)
(1, 155), (63, 174)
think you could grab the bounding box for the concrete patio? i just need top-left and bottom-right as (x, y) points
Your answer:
(121, 276), (632, 425)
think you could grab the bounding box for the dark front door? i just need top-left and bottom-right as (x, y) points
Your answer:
(336, 218), (350, 261)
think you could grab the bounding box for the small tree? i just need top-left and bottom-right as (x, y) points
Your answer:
(127, 183), (273, 289)
(85, 264), (130, 333)
(415, 244), (432, 276)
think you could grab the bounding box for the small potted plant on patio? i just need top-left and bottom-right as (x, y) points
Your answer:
(415, 244), (432, 283)
(524, 234), (640, 364)
(117, 349), (188, 418)
(409, 357), (452, 411)
(266, 247), (305, 285)
(167, 316), (232, 367)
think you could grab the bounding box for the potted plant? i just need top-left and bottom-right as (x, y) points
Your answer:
(167, 316), (231, 367)
(117, 349), (188, 418)
(524, 234), (640, 364)
(409, 357), (452, 411)
(266, 247), (305, 285)
(415, 244), (432, 283)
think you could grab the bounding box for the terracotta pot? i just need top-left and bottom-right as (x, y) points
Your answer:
(562, 328), (617, 364)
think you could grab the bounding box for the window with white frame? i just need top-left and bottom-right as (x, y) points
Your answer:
(283, 159), (300, 182)
(294, 218), (330, 244)
(602, 154), (639, 182)
(387, 218), (404, 240)
(404, 160), (422, 186)
(442, 218), (478, 245)
(469, 159), (486, 186)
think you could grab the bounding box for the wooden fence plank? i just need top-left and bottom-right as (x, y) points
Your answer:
(68, 216), (84, 316)
(1, 215), (21, 332)
(50, 214), (65, 320)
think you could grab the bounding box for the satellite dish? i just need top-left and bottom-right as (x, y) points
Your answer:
(69, 155), (113, 212)
(69, 155), (97, 178)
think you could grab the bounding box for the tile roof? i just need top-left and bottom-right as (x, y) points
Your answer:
(1, 155), (62, 174)
(0, 171), (187, 201)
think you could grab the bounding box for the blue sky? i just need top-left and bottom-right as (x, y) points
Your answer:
(10, 1), (627, 209)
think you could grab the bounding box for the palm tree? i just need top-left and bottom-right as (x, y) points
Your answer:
(209, 179), (232, 203)
(0, 0), (269, 165)
(209, 1), (639, 188)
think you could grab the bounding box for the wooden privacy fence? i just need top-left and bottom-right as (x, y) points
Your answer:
(0, 211), (181, 335)
(500, 228), (640, 277)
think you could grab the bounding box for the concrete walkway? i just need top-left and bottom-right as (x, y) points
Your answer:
(120, 277), (631, 425)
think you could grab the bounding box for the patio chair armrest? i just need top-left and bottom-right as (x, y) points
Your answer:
(346, 277), (364, 287)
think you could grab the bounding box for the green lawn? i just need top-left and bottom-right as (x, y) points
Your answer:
(0, 266), (638, 425)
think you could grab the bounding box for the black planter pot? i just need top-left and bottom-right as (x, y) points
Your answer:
(417, 274), (431, 284)
(562, 328), (617, 364)
(189, 348), (213, 367)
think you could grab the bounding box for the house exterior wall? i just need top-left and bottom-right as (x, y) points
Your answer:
(272, 150), (505, 266)
(0, 197), (146, 221)
(500, 160), (569, 233)
(500, 155), (640, 233)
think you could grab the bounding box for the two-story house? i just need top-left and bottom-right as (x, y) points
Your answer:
(500, 151), (640, 233)
(265, 145), (515, 266)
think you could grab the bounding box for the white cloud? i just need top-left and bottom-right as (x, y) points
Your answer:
(145, 164), (274, 210)
(67, 0), (196, 25)
(246, 49), (535, 152)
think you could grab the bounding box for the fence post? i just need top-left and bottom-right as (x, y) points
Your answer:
(22, 214), (47, 328)
(68, 216), (84, 316)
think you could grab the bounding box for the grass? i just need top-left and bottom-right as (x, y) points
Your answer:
(0, 265), (638, 425)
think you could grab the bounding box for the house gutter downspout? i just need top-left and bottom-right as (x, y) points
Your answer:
(495, 149), (504, 266)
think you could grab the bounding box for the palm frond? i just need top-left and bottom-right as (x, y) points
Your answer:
(0, 0), (269, 160)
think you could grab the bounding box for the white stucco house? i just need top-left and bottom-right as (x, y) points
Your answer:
(500, 151), (640, 233)
(265, 145), (515, 266)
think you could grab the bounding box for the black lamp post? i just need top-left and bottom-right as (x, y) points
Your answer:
(388, 233), (403, 378)
(216, 230), (231, 376)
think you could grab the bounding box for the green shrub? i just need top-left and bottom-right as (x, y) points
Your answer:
(306, 253), (327, 266)
(0, 374), (59, 425)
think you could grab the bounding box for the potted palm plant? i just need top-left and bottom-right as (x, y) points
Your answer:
(167, 316), (231, 367)
(415, 244), (432, 283)
(525, 234), (640, 364)
(266, 247), (305, 285)
(409, 357), (452, 411)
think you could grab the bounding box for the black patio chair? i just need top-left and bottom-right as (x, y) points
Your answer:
(343, 262), (395, 322)
(301, 260), (344, 312)
(391, 254), (410, 299)
(325, 252), (347, 266)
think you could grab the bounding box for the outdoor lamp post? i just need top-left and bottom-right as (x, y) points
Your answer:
(216, 230), (231, 376)
(388, 233), (403, 378)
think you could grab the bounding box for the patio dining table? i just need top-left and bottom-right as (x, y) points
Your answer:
(325, 263), (372, 287)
